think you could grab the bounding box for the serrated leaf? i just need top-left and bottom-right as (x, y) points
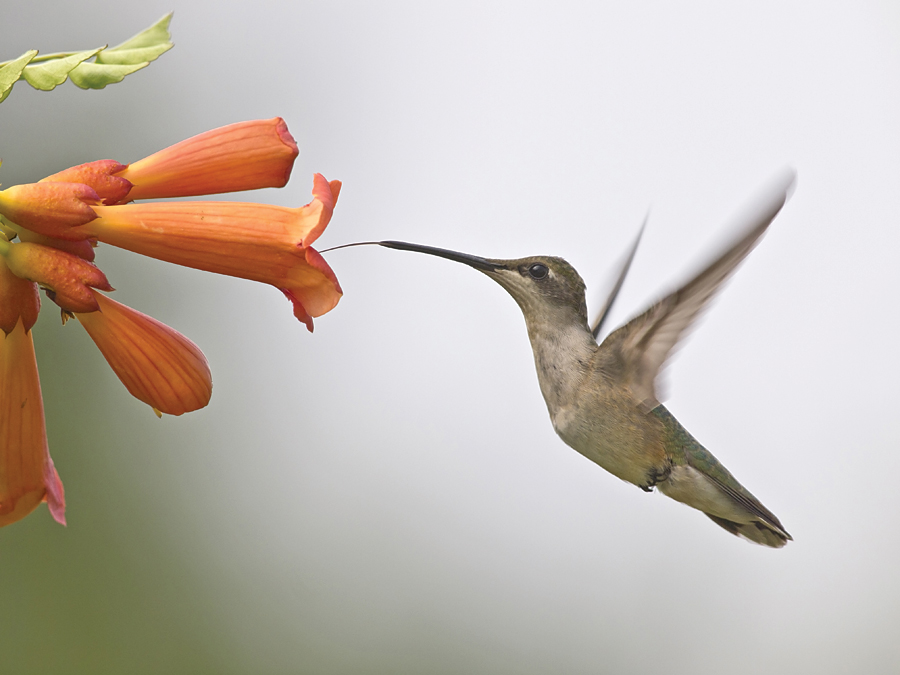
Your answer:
(68, 61), (148, 90)
(95, 43), (172, 66)
(0, 50), (37, 103)
(21, 47), (104, 91)
(0, 13), (173, 104)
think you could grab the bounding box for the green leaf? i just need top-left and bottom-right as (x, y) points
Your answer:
(0, 13), (173, 103)
(22, 48), (103, 91)
(97, 13), (174, 65)
(0, 50), (37, 103)
(108, 12), (173, 51)
(68, 61), (148, 90)
(94, 44), (172, 66)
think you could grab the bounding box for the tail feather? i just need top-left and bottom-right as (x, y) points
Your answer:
(705, 513), (792, 548)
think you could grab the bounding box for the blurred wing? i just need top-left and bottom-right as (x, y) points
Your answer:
(591, 214), (647, 340)
(615, 171), (795, 409)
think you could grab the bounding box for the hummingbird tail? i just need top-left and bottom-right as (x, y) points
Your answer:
(704, 513), (792, 548)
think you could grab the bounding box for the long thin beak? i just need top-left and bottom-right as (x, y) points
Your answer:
(378, 240), (504, 272)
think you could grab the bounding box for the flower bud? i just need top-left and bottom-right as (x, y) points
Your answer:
(3, 241), (113, 313)
(0, 257), (40, 334)
(117, 118), (299, 200)
(0, 182), (98, 240)
(75, 292), (213, 416)
(41, 160), (133, 205)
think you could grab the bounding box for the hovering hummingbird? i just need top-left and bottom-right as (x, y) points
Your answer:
(341, 173), (794, 547)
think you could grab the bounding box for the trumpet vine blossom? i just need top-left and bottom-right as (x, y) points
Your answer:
(0, 118), (343, 528)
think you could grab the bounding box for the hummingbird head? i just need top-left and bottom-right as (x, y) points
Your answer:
(377, 241), (591, 334)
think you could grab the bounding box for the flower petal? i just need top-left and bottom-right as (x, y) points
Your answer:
(87, 174), (342, 329)
(0, 255), (40, 335)
(0, 318), (66, 528)
(75, 292), (212, 416)
(3, 241), (113, 313)
(15, 227), (97, 262)
(281, 246), (343, 330)
(41, 159), (133, 205)
(117, 118), (300, 200)
(0, 182), (99, 241)
(300, 174), (341, 248)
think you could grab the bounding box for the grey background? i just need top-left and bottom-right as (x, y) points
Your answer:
(1, 2), (898, 673)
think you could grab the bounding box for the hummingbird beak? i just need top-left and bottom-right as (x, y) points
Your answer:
(378, 241), (505, 272)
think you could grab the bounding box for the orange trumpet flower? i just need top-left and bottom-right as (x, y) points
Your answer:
(0, 259), (65, 528)
(115, 117), (299, 200)
(75, 292), (212, 417)
(88, 173), (343, 330)
(0, 116), (344, 528)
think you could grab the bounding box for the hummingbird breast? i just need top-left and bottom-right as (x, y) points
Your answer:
(550, 388), (672, 489)
(526, 322), (671, 489)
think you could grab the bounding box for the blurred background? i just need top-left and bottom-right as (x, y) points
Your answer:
(1, 2), (898, 673)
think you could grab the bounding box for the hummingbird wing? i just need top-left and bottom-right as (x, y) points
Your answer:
(609, 171), (795, 409)
(590, 215), (647, 340)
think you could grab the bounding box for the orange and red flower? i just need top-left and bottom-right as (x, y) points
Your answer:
(0, 118), (342, 527)
(75, 292), (212, 417)
(0, 258), (65, 528)
(87, 173), (342, 329)
(116, 117), (299, 200)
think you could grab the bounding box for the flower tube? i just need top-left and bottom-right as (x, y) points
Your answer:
(0, 259), (64, 527)
(87, 174), (342, 329)
(115, 118), (299, 200)
(75, 292), (212, 416)
(1, 240), (113, 313)
(41, 160), (133, 205)
(0, 182), (99, 240)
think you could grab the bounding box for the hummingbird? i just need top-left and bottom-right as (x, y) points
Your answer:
(348, 174), (794, 547)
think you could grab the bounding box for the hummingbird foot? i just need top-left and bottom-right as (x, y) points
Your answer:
(638, 464), (672, 493)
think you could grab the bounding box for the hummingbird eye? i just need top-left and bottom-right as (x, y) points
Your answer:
(527, 263), (549, 280)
